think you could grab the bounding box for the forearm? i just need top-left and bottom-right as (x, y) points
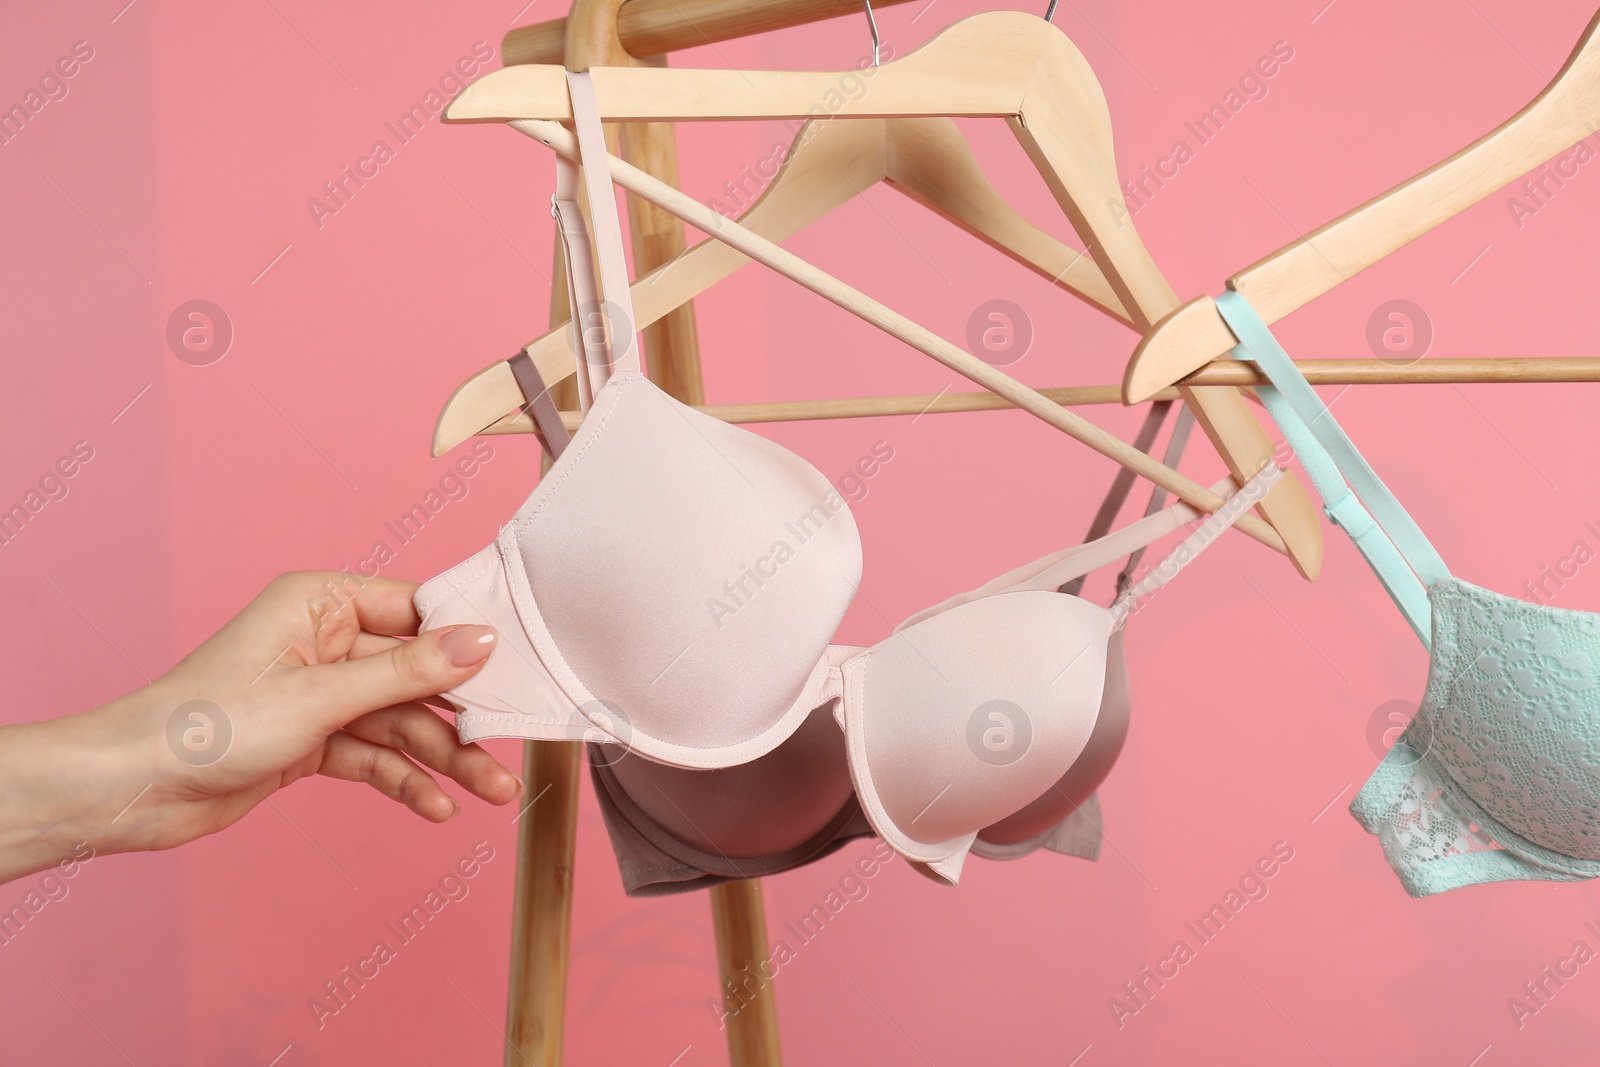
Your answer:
(0, 702), (147, 885)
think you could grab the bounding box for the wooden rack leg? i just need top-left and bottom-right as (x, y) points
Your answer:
(502, 238), (584, 1067)
(712, 879), (784, 1067)
(503, 739), (581, 1065)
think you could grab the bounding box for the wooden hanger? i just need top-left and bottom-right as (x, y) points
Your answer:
(446, 9), (1324, 577)
(431, 113), (1132, 456)
(481, 114), (1291, 555)
(1122, 7), (1600, 403)
(453, 10), (1098, 123)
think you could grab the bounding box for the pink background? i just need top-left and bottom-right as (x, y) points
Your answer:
(4, 0), (1600, 1062)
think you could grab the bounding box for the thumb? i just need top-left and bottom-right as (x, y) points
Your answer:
(289, 624), (499, 729)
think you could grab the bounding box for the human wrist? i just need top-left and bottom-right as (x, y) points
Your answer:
(0, 696), (156, 883)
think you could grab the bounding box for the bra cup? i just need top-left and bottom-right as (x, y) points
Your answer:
(1423, 578), (1600, 861)
(515, 375), (863, 765)
(606, 699), (855, 857)
(978, 627), (1130, 846)
(415, 542), (583, 745)
(842, 590), (1111, 866)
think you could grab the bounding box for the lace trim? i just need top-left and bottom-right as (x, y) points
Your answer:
(1350, 575), (1600, 895)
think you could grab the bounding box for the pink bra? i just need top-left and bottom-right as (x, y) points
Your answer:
(416, 73), (1280, 881)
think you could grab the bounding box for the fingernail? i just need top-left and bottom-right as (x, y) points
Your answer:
(440, 625), (498, 667)
(449, 797), (462, 819)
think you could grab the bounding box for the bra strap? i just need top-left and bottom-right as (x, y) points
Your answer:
(560, 71), (642, 382)
(1057, 399), (1176, 596)
(1115, 404), (1196, 596)
(508, 350), (572, 460)
(1213, 290), (1449, 647)
(1111, 461), (1283, 629)
(550, 158), (607, 407)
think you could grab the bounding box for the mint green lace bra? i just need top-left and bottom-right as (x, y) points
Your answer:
(1216, 291), (1600, 898)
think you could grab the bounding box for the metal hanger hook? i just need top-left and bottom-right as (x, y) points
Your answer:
(862, 0), (881, 66)
(1044, 0), (1060, 23)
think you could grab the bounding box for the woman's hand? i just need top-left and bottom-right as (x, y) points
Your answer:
(0, 572), (518, 884)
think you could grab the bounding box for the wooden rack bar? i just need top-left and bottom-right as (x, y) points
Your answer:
(1195, 356), (1600, 385)
(475, 358), (1600, 434)
(504, 0), (920, 65)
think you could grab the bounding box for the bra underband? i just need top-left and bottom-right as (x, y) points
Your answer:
(589, 738), (874, 896)
(1216, 290), (1600, 897)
